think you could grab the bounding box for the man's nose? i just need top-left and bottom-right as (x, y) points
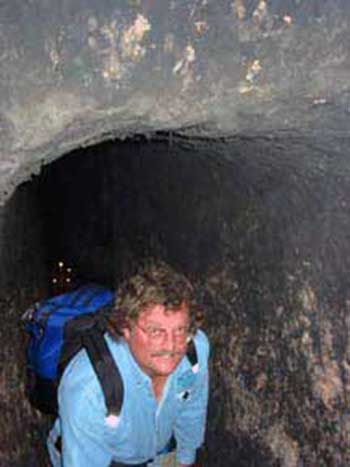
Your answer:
(162, 332), (177, 351)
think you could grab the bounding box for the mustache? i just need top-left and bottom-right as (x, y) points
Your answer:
(151, 351), (183, 357)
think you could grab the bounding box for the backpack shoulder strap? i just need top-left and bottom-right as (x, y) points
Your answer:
(82, 330), (124, 417)
(186, 338), (199, 372)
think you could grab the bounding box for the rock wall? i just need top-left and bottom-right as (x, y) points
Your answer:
(1, 1), (350, 466)
(0, 1), (350, 200)
(0, 181), (47, 291)
(0, 181), (49, 466)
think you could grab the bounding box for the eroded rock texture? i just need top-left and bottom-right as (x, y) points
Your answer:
(0, 0), (350, 199)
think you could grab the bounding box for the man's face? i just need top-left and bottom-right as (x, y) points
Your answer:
(123, 303), (190, 379)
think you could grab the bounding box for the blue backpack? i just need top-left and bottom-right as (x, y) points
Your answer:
(24, 284), (121, 415)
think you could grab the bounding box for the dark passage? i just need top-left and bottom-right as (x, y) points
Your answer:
(1, 132), (350, 466)
(37, 135), (225, 288)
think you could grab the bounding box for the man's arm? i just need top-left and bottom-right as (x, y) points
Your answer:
(58, 356), (113, 467)
(174, 331), (210, 466)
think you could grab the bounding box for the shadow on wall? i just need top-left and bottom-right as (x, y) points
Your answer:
(206, 430), (275, 467)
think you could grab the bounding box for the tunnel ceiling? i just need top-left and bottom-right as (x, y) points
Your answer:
(1, 0), (350, 203)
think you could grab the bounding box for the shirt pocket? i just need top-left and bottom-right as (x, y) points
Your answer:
(176, 370), (196, 404)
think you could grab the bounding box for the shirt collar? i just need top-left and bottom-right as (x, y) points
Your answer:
(119, 338), (152, 387)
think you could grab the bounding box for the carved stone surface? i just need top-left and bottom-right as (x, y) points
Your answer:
(0, 1), (349, 201)
(1, 2), (350, 466)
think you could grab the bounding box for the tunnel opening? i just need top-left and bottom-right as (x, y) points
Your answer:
(2, 131), (350, 466)
(37, 133), (227, 290)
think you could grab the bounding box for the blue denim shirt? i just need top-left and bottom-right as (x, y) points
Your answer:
(47, 330), (209, 467)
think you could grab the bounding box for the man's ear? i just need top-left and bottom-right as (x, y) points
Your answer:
(122, 327), (131, 340)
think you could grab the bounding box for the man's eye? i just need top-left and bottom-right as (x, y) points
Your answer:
(149, 329), (163, 338)
(174, 327), (188, 336)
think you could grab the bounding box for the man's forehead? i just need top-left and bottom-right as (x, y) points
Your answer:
(139, 303), (189, 322)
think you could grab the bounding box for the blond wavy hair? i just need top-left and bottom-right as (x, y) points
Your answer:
(107, 260), (203, 339)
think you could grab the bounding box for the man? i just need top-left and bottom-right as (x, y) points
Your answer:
(48, 261), (209, 466)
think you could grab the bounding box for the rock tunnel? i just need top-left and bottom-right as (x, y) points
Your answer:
(1, 1), (350, 466)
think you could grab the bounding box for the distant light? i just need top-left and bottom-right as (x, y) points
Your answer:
(283, 15), (292, 25)
(58, 261), (64, 268)
(52, 278), (57, 284)
(66, 278), (71, 283)
(313, 97), (327, 105)
(66, 268), (72, 273)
